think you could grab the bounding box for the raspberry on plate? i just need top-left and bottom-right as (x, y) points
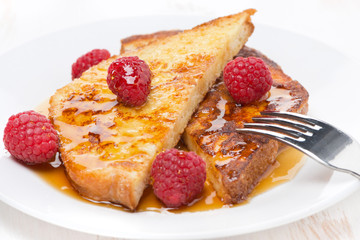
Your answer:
(3, 111), (59, 165)
(107, 56), (151, 107)
(223, 56), (273, 105)
(150, 149), (206, 208)
(72, 49), (111, 80)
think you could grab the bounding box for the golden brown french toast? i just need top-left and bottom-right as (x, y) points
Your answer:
(122, 32), (309, 204)
(49, 10), (255, 210)
(184, 47), (309, 204)
(120, 30), (182, 54)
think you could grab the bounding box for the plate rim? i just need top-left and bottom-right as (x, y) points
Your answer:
(0, 14), (359, 239)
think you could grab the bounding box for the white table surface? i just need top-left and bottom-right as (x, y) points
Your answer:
(1, 0), (360, 239)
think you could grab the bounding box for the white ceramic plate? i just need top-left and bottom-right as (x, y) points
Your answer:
(0, 15), (359, 239)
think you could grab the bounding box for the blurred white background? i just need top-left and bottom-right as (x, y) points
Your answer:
(1, 0), (360, 239)
(1, 0), (360, 62)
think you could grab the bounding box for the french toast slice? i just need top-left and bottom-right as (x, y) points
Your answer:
(49, 10), (255, 210)
(184, 47), (309, 203)
(122, 32), (309, 204)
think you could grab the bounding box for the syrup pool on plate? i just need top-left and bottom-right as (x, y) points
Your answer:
(29, 140), (305, 213)
(32, 99), (306, 213)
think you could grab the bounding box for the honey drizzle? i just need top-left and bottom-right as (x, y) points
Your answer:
(34, 98), (305, 213)
(29, 142), (305, 213)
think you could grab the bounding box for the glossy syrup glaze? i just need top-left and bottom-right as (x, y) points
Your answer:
(185, 79), (301, 175)
(30, 144), (305, 213)
(187, 79), (299, 161)
(31, 77), (304, 213)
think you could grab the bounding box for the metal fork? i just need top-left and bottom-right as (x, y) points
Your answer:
(238, 111), (360, 179)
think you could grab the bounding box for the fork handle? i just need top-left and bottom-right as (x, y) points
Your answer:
(323, 141), (360, 180)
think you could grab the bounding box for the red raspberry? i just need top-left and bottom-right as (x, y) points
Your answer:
(107, 56), (151, 107)
(223, 57), (273, 105)
(3, 111), (59, 165)
(151, 149), (206, 208)
(72, 49), (111, 80)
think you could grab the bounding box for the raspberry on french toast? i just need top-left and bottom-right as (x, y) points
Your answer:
(49, 10), (255, 210)
(184, 47), (309, 203)
(122, 32), (309, 204)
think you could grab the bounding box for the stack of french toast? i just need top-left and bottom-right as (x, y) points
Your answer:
(49, 9), (309, 210)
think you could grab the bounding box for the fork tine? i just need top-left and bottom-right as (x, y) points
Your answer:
(243, 122), (311, 138)
(252, 116), (318, 132)
(237, 127), (304, 147)
(260, 111), (324, 129)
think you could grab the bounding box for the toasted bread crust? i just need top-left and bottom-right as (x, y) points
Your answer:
(120, 30), (183, 54)
(184, 46), (309, 203)
(49, 10), (255, 210)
